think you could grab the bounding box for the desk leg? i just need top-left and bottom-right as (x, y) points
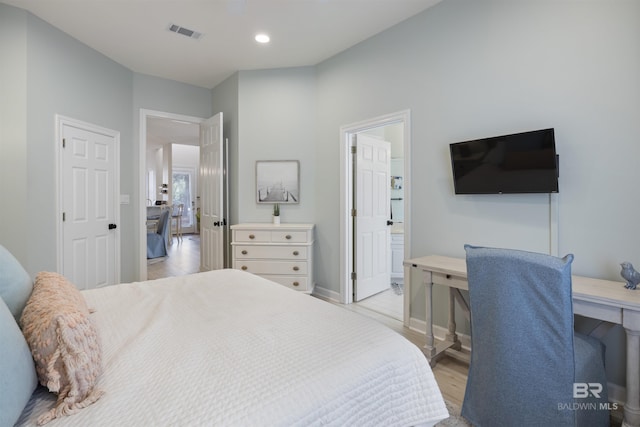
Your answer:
(445, 288), (461, 351)
(423, 270), (437, 364)
(624, 327), (640, 427)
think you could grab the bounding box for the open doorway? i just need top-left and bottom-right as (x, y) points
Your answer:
(139, 110), (205, 281)
(339, 110), (411, 323)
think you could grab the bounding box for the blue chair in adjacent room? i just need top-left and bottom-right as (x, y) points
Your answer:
(147, 210), (170, 259)
(462, 244), (609, 427)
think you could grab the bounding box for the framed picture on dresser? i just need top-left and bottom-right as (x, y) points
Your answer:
(256, 160), (300, 204)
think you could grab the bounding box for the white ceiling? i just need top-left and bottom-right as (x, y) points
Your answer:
(5, 0), (441, 89)
(5, 0), (441, 148)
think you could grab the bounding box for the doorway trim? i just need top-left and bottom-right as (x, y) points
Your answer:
(339, 110), (411, 310)
(138, 109), (205, 281)
(55, 114), (121, 283)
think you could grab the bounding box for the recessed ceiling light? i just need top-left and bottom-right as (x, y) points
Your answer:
(255, 33), (270, 44)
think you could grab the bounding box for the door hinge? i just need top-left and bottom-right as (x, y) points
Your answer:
(351, 208), (357, 217)
(62, 138), (66, 148)
(351, 272), (357, 280)
(351, 145), (357, 154)
(62, 212), (66, 222)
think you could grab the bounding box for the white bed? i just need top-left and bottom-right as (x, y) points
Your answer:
(15, 269), (448, 426)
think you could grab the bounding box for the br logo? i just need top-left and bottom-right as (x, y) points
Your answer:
(573, 383), (603, 399)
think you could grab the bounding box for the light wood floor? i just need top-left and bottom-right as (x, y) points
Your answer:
(146, 238), (469, 406)
(147, 234), (201, 280)
(355, 286), (403, 321)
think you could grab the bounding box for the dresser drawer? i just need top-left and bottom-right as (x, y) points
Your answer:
(234, 245), (308, 260)
(235, 260), (308, 275)
(231, 223), (315, 292)
(265, 275), (310, 291)
(233, 230), (271, 243)
(271, 231), (309, 243)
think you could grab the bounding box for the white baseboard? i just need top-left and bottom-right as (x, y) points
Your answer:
(312, 285), (340, 303)
(408, 316), (471, 351)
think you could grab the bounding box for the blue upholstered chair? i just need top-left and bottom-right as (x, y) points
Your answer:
(462, 245), (609, 427)
(146, 210), (170, 259)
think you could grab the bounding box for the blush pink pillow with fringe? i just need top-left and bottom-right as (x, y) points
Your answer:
(20, 272), (103, 425)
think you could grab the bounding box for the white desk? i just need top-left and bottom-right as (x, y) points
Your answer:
(404, 255), (640, 427)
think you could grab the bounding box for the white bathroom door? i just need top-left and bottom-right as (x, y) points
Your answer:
(353, 134), (391, 301)
(199, 112), (224, 271)
(60, 117), (120, 289)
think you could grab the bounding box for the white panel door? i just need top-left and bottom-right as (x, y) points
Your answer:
(199, 113), (224, 271)
(61, 121), (119, 289)
(354, 134), (391, 301)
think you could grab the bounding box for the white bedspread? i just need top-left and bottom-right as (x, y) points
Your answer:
(17, 269), (447, 426)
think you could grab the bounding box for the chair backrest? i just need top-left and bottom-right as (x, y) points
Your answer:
(156, 210), (170, 235)
(172, 204), (184, 217)
(463, 244), (577, 425)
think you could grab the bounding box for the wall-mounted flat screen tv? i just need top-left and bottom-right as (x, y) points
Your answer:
(449, 128), (559, 194)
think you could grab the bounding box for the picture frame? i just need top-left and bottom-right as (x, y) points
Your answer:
(256, 160), (300, 204)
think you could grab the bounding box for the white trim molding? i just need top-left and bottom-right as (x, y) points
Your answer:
(339, 109), (412, 305)
(55, 114), (121, 283)
(138, 109), (205, 281)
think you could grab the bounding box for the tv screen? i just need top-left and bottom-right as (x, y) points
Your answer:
(449, 128), (559, 194)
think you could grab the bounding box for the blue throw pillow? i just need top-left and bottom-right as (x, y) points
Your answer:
(0, 244), (33, 320)
(0, 297), (37, 426)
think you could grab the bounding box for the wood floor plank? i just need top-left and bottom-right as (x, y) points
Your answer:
(147, 234), (201, 280)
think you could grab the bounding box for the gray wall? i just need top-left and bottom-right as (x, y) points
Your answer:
(211, 72), (240, 225)
(235, 67), (317, 224)
(312, 0), (640, 389)
(0, 5), (134, 279)
(0, 4), (214, 282)
(0, 4), (28, 264)
(316, 0), (640, 292)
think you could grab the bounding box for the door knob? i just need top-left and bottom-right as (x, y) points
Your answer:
(108, 223), (117, 230)
(387, 220), (393, 226)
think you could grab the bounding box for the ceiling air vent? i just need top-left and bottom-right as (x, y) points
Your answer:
(168, 23), (203, 40)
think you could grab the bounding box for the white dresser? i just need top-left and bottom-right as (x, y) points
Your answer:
(231, 223), (315, 292)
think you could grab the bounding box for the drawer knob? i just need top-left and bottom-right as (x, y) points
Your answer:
(293, 251), (299, 256)
(293, 281), (299, 287)
(241, 250), (248, 255)
(286, 234), (292, 240)
(241, 266), (248, 271)
(249, 234), (255, 239)
(293, 266), (299, 271)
